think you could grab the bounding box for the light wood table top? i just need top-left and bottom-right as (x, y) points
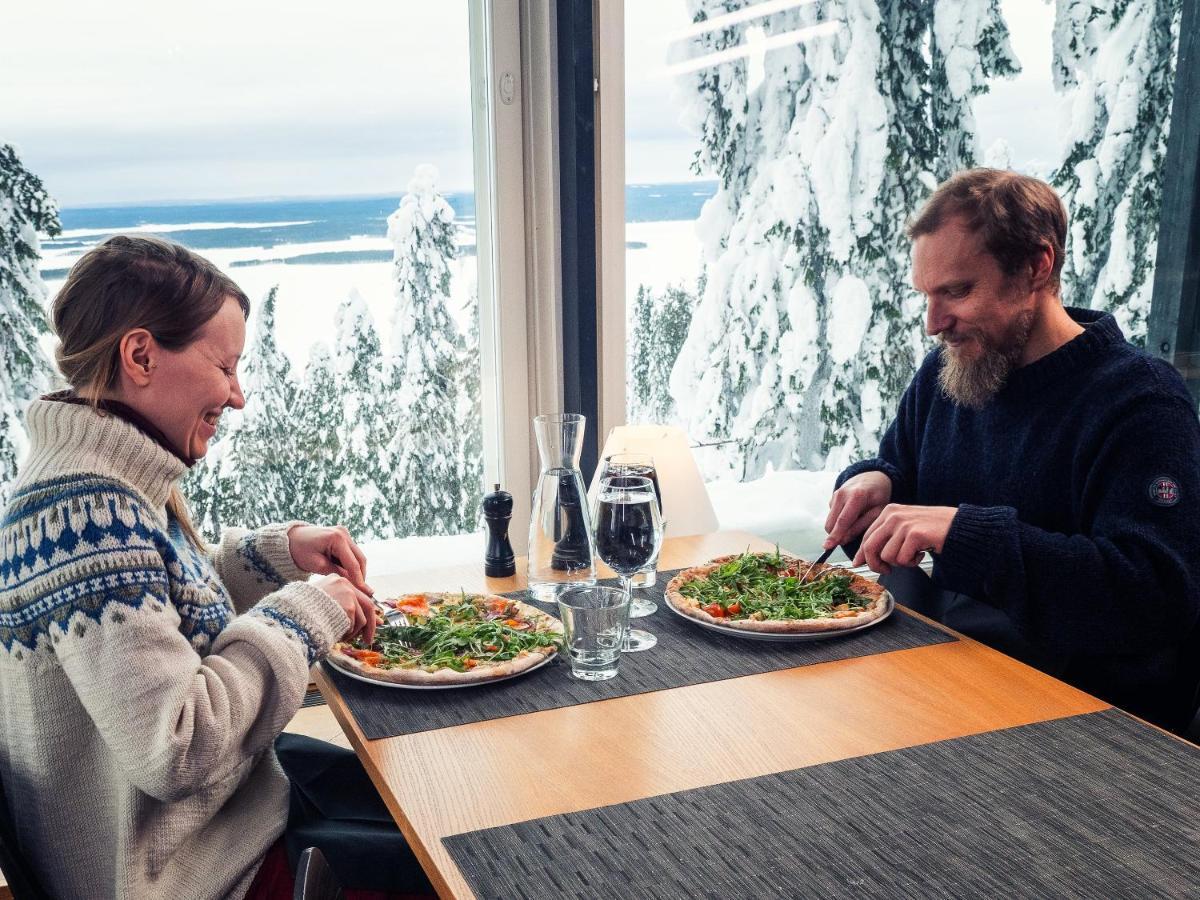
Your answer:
(314, 530), (1109, 899)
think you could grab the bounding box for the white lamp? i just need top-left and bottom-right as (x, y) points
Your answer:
(589, 425), (719, 539)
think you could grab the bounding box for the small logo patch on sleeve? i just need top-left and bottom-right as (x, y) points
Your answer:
(1149, 476), (1180, 507)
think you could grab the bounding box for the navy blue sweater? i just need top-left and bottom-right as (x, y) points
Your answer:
(839, 308), (1200, 730)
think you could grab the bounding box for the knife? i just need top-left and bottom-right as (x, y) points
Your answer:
(800, 545), (835, 583)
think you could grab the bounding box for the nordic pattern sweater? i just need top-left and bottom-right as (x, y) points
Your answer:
(0, 400), (349, 899)
(838, 308), (1200, 730)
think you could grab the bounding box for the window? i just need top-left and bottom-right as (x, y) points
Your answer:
(620, 0), (1185, 556)
(2, 1), (533, 556)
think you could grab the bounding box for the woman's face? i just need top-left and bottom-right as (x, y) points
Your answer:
(138, 296), (247, 460)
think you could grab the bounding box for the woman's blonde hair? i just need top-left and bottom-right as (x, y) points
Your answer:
(51, 234), (251, 546)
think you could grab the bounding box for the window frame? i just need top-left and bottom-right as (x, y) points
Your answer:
(1147, 0), (1200, 402)
(471, 0), (536, 542)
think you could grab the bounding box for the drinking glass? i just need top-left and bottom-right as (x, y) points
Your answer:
(597, 452), (663, 596)
(557, 585), (630, 680)
(593, 475), (664, 652)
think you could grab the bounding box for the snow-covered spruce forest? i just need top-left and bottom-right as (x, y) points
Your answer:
(191, 164), (485, 542)
(0, 157), (483, 540)
(0, 0), (1185, 539)
(628, 0), (1182, 480)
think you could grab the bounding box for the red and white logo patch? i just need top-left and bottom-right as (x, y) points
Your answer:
(1149, 476), (1180, 507)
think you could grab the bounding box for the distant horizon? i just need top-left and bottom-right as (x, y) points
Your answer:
(54, 179), (717, 212)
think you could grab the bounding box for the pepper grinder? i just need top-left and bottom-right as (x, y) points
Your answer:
(483, 483), (516, 577)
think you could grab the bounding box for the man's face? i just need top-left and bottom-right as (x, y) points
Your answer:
(911, 217), (1036, 408)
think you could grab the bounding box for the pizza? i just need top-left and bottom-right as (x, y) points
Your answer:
(327, 592), (563, 686)
(665, 550), (889, 634)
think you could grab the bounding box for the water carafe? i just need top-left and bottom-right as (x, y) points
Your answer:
(528, 414), (597, 602)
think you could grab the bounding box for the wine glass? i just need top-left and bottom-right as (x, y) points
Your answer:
(598, 452), (663, 599)
(593, 475), (663, 652)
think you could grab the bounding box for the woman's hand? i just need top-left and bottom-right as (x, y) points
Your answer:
(313, 574), (377, 645)
(288, 524), (372, 595)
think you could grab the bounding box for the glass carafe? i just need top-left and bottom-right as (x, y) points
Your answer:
(528, 414), (597, 602)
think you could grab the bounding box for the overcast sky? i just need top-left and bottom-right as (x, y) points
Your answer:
(1, 0), (1056, 208)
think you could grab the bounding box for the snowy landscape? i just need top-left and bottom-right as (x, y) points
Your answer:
(0, 0), (1185, 567)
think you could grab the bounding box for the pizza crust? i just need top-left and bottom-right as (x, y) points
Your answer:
(665, 553), (889, 634)
(326, 592), (563, 686)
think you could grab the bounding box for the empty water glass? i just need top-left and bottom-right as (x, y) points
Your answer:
(557, 586), (630, 681)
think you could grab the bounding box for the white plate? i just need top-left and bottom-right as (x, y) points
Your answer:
(324, 650), (558, 690)
(664, 592), (895, 642)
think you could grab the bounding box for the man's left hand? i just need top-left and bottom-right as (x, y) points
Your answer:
(288, 524), (373, 596)
(851, 504), (957, 575)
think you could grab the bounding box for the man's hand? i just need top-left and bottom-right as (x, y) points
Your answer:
(288, 524), (372, 596)
(852, 504), (957, 575)
(824, 471), (893, 550)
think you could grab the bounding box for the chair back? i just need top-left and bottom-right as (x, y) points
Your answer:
(293, 846), (344, 900)
(591, 425), (719, 539)
(0, 775), (52, 899)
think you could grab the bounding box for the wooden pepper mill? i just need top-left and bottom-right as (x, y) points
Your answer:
(483, 483), (516, 577)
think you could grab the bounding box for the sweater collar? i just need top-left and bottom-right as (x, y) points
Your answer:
(1001, 307), (1125, 397)
(20, 399), (188, 510)
(41, 390), (194, 467)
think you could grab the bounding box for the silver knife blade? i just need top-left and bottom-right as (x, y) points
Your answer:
(800, 545), (835, 583)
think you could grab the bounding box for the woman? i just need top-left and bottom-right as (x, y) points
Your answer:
(0, 235), (427, 898)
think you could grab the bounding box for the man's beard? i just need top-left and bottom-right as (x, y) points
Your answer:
(936, 309), (1035, 409)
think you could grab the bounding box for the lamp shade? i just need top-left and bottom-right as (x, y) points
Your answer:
(589, 425), (719, 539)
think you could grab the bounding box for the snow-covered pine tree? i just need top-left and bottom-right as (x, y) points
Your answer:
(671, 0), (962, 478)
(1052, 0), (1181, 342)
(184, 424), (229, 538)
(629, 284), (659, 423)
(333, 290), (394, 540)
(0, 144), (60, 505)
(815, 0), (969, 472)
(628, 280), (697, 425)
(930, 0), (1020, 179)
(386, 164), (468, 536)
(666, 3), (754, 470)
(457, 280), (484, 530)
(293, 341), (343, 527)
(222, 285), (298, 527)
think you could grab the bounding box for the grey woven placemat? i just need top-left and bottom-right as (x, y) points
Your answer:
(443, 709), (1200, 899)
(324, 569), (955, 740)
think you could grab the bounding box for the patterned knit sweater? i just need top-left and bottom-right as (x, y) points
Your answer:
(0, 400), (350, 899)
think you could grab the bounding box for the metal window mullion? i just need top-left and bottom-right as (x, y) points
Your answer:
(1148, 0), (1200, 401)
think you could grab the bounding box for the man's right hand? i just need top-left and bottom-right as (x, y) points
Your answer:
(824, 470), (893, 551)
(313, 573), (377, 645)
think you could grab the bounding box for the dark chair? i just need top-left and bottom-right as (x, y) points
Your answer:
(0, 776), (51, 900)
(293, 846), (344, 900)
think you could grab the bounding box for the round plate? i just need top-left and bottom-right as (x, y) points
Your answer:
(664, 591), (895, 642)
(324, 650), (558, 690)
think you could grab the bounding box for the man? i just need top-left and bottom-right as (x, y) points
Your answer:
(824, 168), (1200, 733)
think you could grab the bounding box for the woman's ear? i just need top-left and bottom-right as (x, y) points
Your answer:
(118, 328), (159, 388)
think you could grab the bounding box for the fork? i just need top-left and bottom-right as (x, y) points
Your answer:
(377, 603), (410, 627)
(374, 601), (414, 649)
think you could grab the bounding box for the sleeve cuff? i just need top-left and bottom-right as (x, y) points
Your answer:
(251, 582), (349, 665)
(243, 521), (309, 584)
(936, 504), (1016, 594)
(836, 458), (907, 499)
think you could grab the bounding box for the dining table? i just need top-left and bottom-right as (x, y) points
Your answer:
(313, 529), (1200, 899)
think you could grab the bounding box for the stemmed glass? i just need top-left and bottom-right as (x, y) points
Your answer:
(593, 475), (664, 652)
(597, 452), (663, 601)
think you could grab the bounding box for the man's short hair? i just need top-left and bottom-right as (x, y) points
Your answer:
(907, 168), (1068, 293)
